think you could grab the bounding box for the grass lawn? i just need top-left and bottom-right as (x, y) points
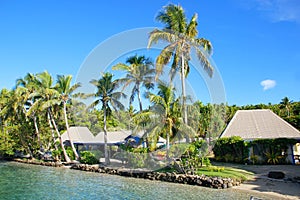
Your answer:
(157, 164), (254, 182)
(196, 166), (254, 182)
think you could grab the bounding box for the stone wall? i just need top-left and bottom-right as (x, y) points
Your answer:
(70, 164), (241, 189)
(13, 159), (241, 189)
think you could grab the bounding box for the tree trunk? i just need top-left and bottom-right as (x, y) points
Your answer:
(49, 109), (71, 163)
(33, 115), (42, 151)
(181, 54), (188, 125)
(103, 104), (110, 165)
(47, 112), (58, 151)
(181, 53), (190, 143)
(63, 101), (79, 160)
(137, 87), (143, 112)
(166, 125), (170, 158)
(137, 87), (149, 148)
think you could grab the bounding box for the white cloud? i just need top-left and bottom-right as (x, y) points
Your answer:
(260, 79), (276, 90)
(240, 0), (300, 23)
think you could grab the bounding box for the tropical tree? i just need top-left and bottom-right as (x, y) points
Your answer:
(29, 71), (71, 162)
(148, 4), (213, 126)
(0, 89), (17, 157)
(16, 73), (44, 151)
(89, 72), (126, 165)
(55, 74), (81, 160)
(144, 82), (195, 157)
(280, 97), (292, 117)
(112, 55), (155, 112)
(1, 87), (34, 158)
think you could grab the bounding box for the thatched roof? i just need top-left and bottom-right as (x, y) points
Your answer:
(61, 127), (95, 143)
(220, 109), (300, 140)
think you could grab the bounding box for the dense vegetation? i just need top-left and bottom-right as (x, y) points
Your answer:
(0, 4), (299, 174)
(213, 136), (298, 164)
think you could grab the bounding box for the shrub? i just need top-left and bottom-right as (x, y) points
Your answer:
(66, 147), (75, 161)
(213, 136), (249, 163)
(80, 151), (99, 165)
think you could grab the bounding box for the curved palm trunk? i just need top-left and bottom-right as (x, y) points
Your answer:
(49, 108), (71, 163)
(103, 104), (110, 165)
(47, 112), (58, 151)
(63, 101), (79, 160)
(181, 53), (190, 143)
(33, 115), (42, 151)
(181, 54), (188, 124)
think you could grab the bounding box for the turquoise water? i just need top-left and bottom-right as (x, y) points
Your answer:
(0, 161), (273, 200)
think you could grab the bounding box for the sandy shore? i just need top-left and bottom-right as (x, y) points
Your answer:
(214, 163), (300, 199)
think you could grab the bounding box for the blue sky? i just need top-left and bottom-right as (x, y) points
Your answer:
(0, 0), (299, 106)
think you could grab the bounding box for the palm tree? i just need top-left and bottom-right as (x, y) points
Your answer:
(30, 71), (71, 162)
(55, 75), (81, 160)
(145, 82), (195, 157)
(89, 72), (126, 165)
(280, 97), (292, 117)
(16, 73), (43, 151)
(112, 55), (155, 112)
(1, 87), (34, 158)
(148, 4), (213, 126)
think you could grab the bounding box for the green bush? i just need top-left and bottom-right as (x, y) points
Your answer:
(213, 136), (249, 163)
(80, 151), (99, 165)
(66, 147), (75, 161)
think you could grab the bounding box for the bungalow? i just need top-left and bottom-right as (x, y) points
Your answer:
(61, 126), (95, 145)
(61, 127), (167, 160)
(220, 109), (300, 164)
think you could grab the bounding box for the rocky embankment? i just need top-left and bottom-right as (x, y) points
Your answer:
(14, 159), (241, 189)
(70, 163), (241, 189)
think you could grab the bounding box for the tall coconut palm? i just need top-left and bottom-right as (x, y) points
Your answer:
(55, 75), (81, 160)
(89, 72), (126, 165)
(16, 73), (43, 151)
(148, 4), (213, 126)
(112, 55), (155, 112)
(29, 71), (71, 162)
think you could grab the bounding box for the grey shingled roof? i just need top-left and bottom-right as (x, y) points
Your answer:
(62, 127), (95, 143)
(95, 130), (132, 144)
(220, 109), (300, 140)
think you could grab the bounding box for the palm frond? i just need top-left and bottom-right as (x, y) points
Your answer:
(186, 13), (198, 38)
(155, 43), (177, 79)
(195, 47), (214, 77)
(148, 29), (176, 48)
(112, 63), (130, 71)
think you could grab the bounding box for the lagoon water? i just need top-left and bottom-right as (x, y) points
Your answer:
(0, 162), (273, 200)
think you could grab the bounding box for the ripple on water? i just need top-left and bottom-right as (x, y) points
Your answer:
(0, 162), (276, 200)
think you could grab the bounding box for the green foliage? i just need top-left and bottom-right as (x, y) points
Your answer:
(214, 137), (296, 165)
(180, 140), (211, 172)
(80, 151), (99, 165)
(196, 167), (253, 182)
(249, 154), (259, 165)
(0, 128), (16, 157)
(51, 149), (62, 161)
(206, 166), (224, 172)
(213, 136), (249, 163)
(265, 150), (282, 165)
(66, 146), (75, 161)
(251, 138), (296, 164)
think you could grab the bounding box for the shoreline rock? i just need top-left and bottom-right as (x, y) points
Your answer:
(69, 163), (240, 189)
(13, 159), (241, 189)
